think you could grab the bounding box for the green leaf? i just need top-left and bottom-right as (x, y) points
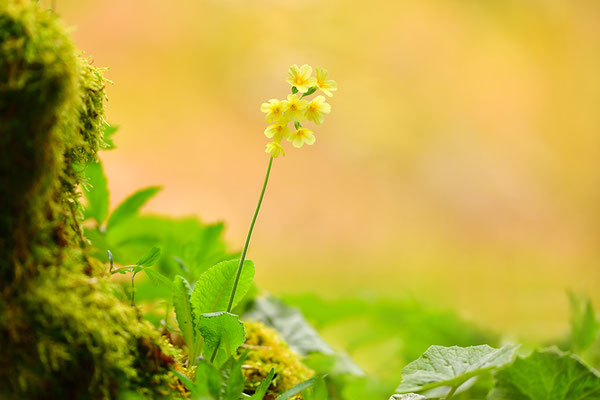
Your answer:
(103, 124), (118, 150)
(389, 395), (426, 400)
(106, 186), (161, 231)
(83, 160), (109, 225)
(198, 312), (245, 366)
(301, 86), (317, 97)
(569, 292), (599, 354)
(173, 275), (195, 356)
(489, 348), (600, 399)
(144, 267), (174, 291)
(396, 344), (519, 394)
(244, 296), (333, 356)
(304, 378), (328, 400)
(249, 369), (275, 400)
(220, 355), (246, 400)
(195, 359), (222, 399)
(136, 246), (161, 267)
(191, 259), (255, 315)
(275, 377), (318, 400)
(291, 86), (298, 94)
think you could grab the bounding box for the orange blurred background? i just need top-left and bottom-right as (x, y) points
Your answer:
(45, 0), (600, 340)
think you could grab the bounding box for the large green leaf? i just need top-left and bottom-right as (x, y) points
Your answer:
(83, 160), (109, 225)
(396, 344), (518, 394)
(191, 259), (255, 315)
(106, 186), (161, 231)
(173, 275), (195, 356)
(198, 312), (245, 366)
(489, 348), (600, 399)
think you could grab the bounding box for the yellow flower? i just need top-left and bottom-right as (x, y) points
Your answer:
(260, 99), (287, 123)
(264, 123), (290, 143)
(287, 128), (316, 148)
(315, 68), (337, 97)
(305, 95), (331, 125)
(286, 64), (317, 94)
(283, 94), (308, 121)
(265, 141), (285, 158)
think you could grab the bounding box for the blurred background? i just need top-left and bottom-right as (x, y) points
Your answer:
(44, 0), (600, 340)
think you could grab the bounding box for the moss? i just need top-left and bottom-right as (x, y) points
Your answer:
(241, 321), (314, 400)
(0, 1), (186, 398)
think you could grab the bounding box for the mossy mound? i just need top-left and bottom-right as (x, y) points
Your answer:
(242, 321), (314, 399)
(0, 1), (185, 398)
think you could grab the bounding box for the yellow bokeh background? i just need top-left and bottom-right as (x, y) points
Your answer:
(46, 0), (600, 339)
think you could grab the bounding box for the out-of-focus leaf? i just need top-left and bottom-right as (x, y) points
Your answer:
(198, 312), (245, 366)
(396, 344), (518, 394)
(102, 124), (118, 150)
(569, 292), (599, 354)
(220, 354), (246, 400)
(244, 296), (333, 356)
(191, 260), (255, 315)
(389, 395), (425, 400)
(303, 377), (328, 400)
(106, 186), (161, 231)
(489, 348), (600, 399)
(83, 160), (109, 225)
(274, 377), (318, 400)
(144, 267), (174, 291)
(195, 360), (221, 399)
(136, 246), (161, 267)
(249, 368), (275, 400)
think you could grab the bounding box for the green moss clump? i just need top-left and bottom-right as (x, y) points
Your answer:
(0, 1), (185, 398)
(241, 321), (314, 400)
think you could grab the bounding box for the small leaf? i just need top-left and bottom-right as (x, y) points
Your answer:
(249, 369), (275, 400)
(489, 347), (600, 399)
(144, 267), (174, 291)
(274, 377), (318, 400)
(103, 124), (118, 150)
(301, 86), (317, 97)
(191, 259), (255, 315)
(83, 160), (109, 225)
(173, 275), (195, 355)
(291, 86), (298, 94)
(136, 246), (161, 267)
(396, 344), (519, 394)
(198, 312), (245, 366)
(106, 186), (161, 231)
(569, 292), (599, 354)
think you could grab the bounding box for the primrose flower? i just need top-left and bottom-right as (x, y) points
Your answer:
(305, 95), (331, 125)
(260, 99), (287, 124)
(265, 141), (285, 158)
(264, 123), (290, 143)
(286, 64), (317, 94)
(315, 68), (338, 97)
(283, 94), (308, 121)
(287, 128), (316, 148)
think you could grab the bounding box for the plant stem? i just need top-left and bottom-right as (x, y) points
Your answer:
(131, 271), (135, 306)
(445, 386), (458, 399)
(226, 156), (273, 313)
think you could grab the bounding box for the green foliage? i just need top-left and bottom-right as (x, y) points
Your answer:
(191, 259), (255, 315)
(489, 348), (600, 399)
(198, 312), (246, 366)
(83, 159), (109, 225)
(569, 292), (600, 354)
(389, 395), (426, 400)
(249, 369), (275, 400)
(396, 345), (518, 396)
(275, 377), (319, 400)
(107, 186), (162, 231)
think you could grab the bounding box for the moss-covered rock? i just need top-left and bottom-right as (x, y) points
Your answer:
(0, 1), (185, 398)
(241, 321), (314, 399)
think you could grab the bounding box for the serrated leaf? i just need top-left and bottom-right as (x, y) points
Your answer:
(144, 267), (174, 291)
(389, 395), (426, 400)
(83, 160), (109, 225)
(244, 296), (334, 356)
(489, 348), (600, 399)
(198, 312), (245, 366)
(173, 275), (195, 355)
(136, 246), (161, 267)
(249, 368), (275, 400)
(106, 186), (161, 231)
(396, 344), (518, 394)
(191, 259), (255, 315)
(275, 377), (318, 400)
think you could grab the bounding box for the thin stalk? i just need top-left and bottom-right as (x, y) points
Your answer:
(445, 386), (458, 400)
(226, 156), (273, 312)
(130, 271), (135, 306)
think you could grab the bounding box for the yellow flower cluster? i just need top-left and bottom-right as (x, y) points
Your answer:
(261, 64), (337, 158)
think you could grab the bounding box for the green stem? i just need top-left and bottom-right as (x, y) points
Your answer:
(226, 156), (273, 313)
(130, 271), (135, 306)
(445, 386), (458, 400)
